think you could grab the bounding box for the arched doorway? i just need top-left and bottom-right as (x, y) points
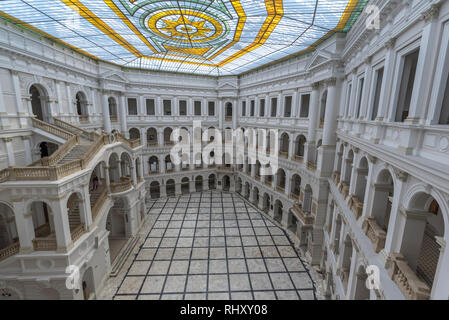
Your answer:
(290, 174), (301, 200)
(252, 187), (259, 206)
(274, 200), (283, 223)
(82, 267), (95, 300)
(76, 91), (88, 122)
(106, 198), (128, 263)
(0, 203), (18, 252)
(295, 135), (306, 160)
(148, 156), (159, 174)
(263, 193), (270, 214)
(147, 128), (158, 146)
(166, 179), (176, 197)
(181, 178), (190, 194)
(222, 175), (230, 191)
(208, 174), (216, 190)
(195, 176), (203, 192)
(38, 141), (58, 159)
(30, 84), (49, 122)
(150, 181), (160, 199)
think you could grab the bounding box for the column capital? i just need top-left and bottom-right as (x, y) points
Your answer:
(421, 4), (440, 23)
(392, 167), (408, 182)
(311, 82), (320, 90)
(324, 77), (337, 87)
(384, 37), (396, 50)
(2, 137), (13, 143)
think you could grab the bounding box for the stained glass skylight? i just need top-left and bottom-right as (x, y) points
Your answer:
(0, 1), (368, 75)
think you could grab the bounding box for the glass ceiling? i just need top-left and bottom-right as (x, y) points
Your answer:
(0, 0), (368, 75)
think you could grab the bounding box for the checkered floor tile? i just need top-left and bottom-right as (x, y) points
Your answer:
(113, 191), (317, 300)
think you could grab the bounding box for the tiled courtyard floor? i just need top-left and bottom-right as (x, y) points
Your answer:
(111, 191), (319, 300)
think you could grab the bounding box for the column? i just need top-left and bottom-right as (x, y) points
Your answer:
(157, 128), (164, 146)
(160, 155), (166, 174)
(218, 100), (224, 129)
(117, 160), (123, 178)
(265, 95), (270, 118)
(141, 128), (147, 147)
(102, 93), (112, 133)
(277, 93), (283, 117)
(285, 171), (291, 196)
(233, 99), (238, 129)
(305, 82), (320, 163)
(376, 38), (396, 120)
(0, 79), (9, 130)
(22, 136), (32, 165)
(65, 83), (75, 120)
(131, 164), (137, 186)
(13, 201), (35, 253)
(11, 71), (28, 128)
(104, 165), (111, 193)
(156, 96), (163, 116)
(119, 94), (127, 134)
(188, 97), (193, 116)
(81, 184), (93, 228)
(52, 201), (73, 252)
(3, 138), (15, 166)
(288, 133), (294, 159)
(322, 78), (339, 146)
(407, 5), (440, 123)
(175, 181), (182, 196)
(56, 81), (64, 117)
(292, 91), (298, 118)
(360, 58), (373, 119)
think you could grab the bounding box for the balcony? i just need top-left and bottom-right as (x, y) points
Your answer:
(348, 195), (363, 220)
(79, 115), (89, 123)
(387, 253), (431, 300)
(276, 186), (285, 194)
(338, 181), (350, 199)
(306, 161), (317, 171)
(264, 179), (272, 187)
(292, 203), (314, 226)
(279, 151), (288, 159)
(362, 217), (387, 253)
(290, 192), (299, 201)
(332, 171), (341, 185)
(110, 115), (118, 122)
(33, 237), (57, 251)
(0, 242), (20, 262)
(110, 177), (133, 194)
(71, 224), (86, 242)
(225, 116), (233, 122)
(147, 141), (158, 147)
(294, 155), (304, 163)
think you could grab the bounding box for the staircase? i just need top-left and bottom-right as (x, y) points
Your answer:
(58, 141), (91, 164)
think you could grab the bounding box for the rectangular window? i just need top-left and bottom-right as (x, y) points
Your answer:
(395, 49), (420, 122)
(194, 101), (202, 116)
(271, 98), (277, 117)
(242, 101), (246, 116)
(128, 98), (138, 115)
(179, 100), (187, 115)
(163, 100), (172, 116)
(284, 96), (292, 117)
(250, 100), (255, 116)
(439, 72), (449, 125)
(345, 83), (352, 117)
(208, 101), (215, 116)
(260, 99), (265, 117)
(146, 99), (155, 115)
(355, 78), (365, 119)
(371, 68), (384, 120)
(300, 94), (310, 118)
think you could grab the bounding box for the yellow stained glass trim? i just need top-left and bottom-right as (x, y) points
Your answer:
(104, 0), (158, 53)
(61, 0), (142, 58)
(217, 0), (283, 67)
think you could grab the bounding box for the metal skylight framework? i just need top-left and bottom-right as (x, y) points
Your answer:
(0, 0), (368, 75)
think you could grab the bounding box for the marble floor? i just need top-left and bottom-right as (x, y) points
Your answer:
(111, 191), (318, 300)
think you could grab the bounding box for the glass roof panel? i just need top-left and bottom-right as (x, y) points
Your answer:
(0, 0), (367, 75)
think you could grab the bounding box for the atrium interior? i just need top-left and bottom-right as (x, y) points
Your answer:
(0, 0), (448, 301)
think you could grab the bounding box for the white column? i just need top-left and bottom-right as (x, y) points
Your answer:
(52, 201), (73, 252)
(233, 100), (238, 129)
(102, 93), (112, 133)
(13, 201), (35, 253)
(376, 38), (396, 120)
(119, 94), (127, 133)
(11, 71), (28, 128)
(407, 6), (440, 123)
(3, 138), (15, 166)
(22, 136), (32, 165)
(156, 96), (162, 116)
(65, 83), (74, 120)
(360, 58), (373, 119)
(322, 78), (339, 146)
(292, 91), (298, 118)
(0, 79), (10, 130)
(219, 100), (224, 129)
(277, 93), (282, 117)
